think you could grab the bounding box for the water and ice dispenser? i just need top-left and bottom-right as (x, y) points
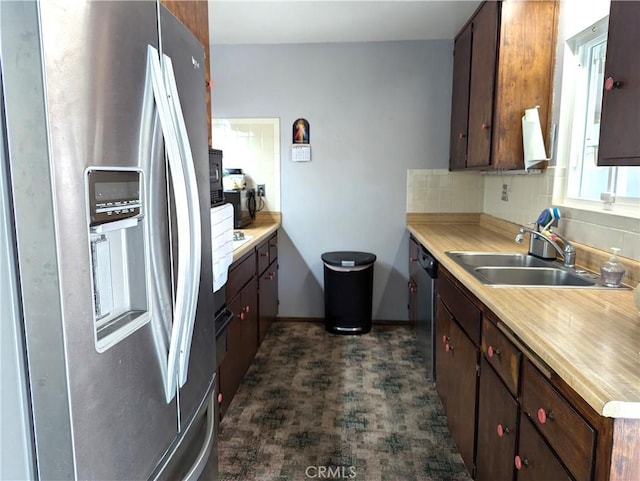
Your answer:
(86, 169), (149, 352)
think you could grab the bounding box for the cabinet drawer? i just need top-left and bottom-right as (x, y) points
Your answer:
(437, 271), (481, 345)
(521, 360), (595, 481)
(227, 251), (255, 303)
(268, 232), (278, 264)
(481, 317), (521, 396)
(257, 239), (271, 276)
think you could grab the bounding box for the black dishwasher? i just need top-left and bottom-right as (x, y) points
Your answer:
(415, 245), (437, 380)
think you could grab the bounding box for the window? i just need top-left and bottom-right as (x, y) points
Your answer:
(563, 16), (640, 212)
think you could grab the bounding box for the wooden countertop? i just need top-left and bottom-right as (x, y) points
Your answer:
(407, 221), (640, 419)
(231, 219), (280, 262)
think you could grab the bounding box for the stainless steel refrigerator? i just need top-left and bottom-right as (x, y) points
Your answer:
(0, 1), (217, 479)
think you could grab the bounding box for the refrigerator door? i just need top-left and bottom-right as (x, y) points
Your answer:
(2, 2), (179, 479)
(159, 5), (217, 432)
(0, 62), (35, 481)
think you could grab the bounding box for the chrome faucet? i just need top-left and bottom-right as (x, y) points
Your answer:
(515, 226), (576, 268)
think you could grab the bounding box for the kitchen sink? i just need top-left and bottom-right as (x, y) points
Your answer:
(448, 251), (550, 268)
(446, 251), (627, 289)
(474, 266), (595, 287)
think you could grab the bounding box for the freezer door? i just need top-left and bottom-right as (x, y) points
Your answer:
(2, 2), (179, 480)
(160, 5), (216, 432)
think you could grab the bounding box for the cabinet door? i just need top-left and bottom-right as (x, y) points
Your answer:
(408, 279), (417, 323)
(436, 297), (478, 475)
(446, 317), (479, 474)
(409, 237), (420, 280)
(476, 358), (519, 481)
(259, 263), (278, 344)
(449, 23), (472, 170)
(598, 1), (640, 166)
(516, 414), (573, 481)
(239, 278), (259, 372)
(492, 1), (558, 169)
(218, 298), (244, 419)
(435, 298), (453, 409)
(467, 0), (499, 168)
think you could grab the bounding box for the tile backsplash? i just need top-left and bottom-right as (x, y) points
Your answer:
(212, 118), (281, 212)
(407, 167), (639, 261)
(482, 168), (554, 227)
(407, 169), (484, 213)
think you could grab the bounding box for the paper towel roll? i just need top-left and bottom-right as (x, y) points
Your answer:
(522, 106), (549, 169)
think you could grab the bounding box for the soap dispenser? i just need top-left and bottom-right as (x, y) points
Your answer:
(600, 247), (626, 287)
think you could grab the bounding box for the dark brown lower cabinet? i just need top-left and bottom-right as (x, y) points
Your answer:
(218, 307), (242, 418)
(516, 414), (573, 481)
(435, 299), (452, 407)
(218, 278), (257, 419)
(239, 278), (258, 370)
(435, 297), (479, 475)
(476, 357), (519, 481)
(258, 264), (278, 344)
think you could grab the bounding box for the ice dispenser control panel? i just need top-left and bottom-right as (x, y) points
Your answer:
(87, 169), (142, 226)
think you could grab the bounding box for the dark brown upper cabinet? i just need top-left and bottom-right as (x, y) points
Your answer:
(449, 1), (559, 171)
(449, 24), (473, 170)
(597, 1), (640, 166)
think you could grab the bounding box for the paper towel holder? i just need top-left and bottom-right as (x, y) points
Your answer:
(522, 105), (550, 170)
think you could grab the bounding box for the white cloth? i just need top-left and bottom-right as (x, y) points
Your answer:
(211, 204), (234, 292)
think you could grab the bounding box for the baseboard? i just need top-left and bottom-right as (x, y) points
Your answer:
(275, 317), (412, 326)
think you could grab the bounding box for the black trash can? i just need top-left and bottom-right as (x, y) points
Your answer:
(322, 251), (376, 335)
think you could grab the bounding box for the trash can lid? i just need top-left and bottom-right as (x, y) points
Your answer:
(321, 251), (376, 267)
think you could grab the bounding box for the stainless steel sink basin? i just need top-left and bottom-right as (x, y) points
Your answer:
(445, 251), (627, 289)
(448, 251), (550, 268)
(474, 266), (595, 287)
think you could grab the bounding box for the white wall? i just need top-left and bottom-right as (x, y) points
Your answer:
(211, 40), (453, 320)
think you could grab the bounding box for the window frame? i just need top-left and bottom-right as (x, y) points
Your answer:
(558, 14), (640, 218)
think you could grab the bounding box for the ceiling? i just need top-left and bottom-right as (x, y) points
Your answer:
(209, 1), (482, 45)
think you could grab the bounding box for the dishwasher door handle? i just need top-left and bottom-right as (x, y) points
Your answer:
(418, 248), (438, 277)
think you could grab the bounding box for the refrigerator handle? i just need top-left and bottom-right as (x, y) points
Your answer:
(147, 45), (190, 403)
(161, 54), (202, 388)
(183, 393), (216, 481)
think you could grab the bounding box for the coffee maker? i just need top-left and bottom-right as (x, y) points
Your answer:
(224, 188), (256, 228)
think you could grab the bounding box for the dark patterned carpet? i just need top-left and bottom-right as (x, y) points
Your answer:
(218, 322), (472, 481)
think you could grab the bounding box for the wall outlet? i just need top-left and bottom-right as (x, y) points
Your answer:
(257, 184), (266, 197)
(501, 183), (509, 202)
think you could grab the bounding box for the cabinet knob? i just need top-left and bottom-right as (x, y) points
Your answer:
(487, 345), (500, 358)
(481, 122), (490, 130)
(496, 423), (510, 437)
(217, 392), (223, 403)
(445, 343), (453, 353)
(261, 252), (269, 257)
(537, 408), (554, 424)
(410, 256), (418, 262)
(604, 76), (623, 91)
(245, 305), (250, 313)
(514, 455), (529, 470)
(458, 133), (467, 140)
(270, 243), (277, 248)
(239, 311), (245, 320)
(441, 335), (450, 344)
